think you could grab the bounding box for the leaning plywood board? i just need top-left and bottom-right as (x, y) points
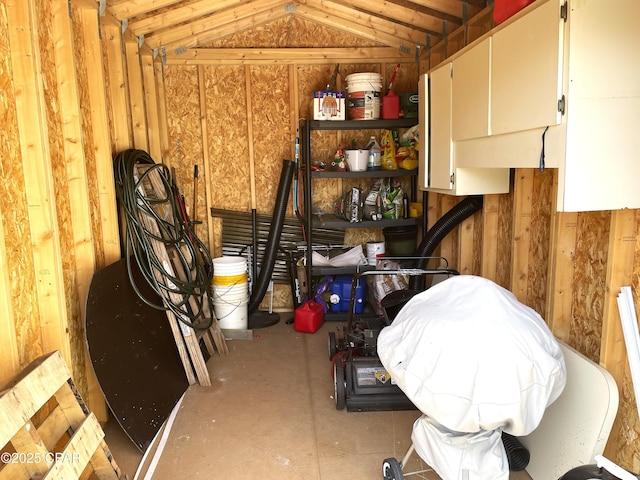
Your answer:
(520, 341), (619, 479)
(0, 351), (125, 479)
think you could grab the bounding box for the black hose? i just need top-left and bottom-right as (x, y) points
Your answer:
(409, 195), (483, 291)
(502, 432), (530, 471)
(248, 159), (295, 314)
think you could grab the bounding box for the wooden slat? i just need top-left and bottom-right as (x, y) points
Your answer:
(10, 425), (51, 478)
(198, 65), (215, 253)
(0, 210), (19, 387)
(320, 0), (452, 35)
(511, 168), (533, 302)
(301, 0), (433, 48)
(144, 0), (289, 50)
(457, 215), (475, 275)
(141, 46), (163, 162)
(78, 6), (120, 266)
(41, 413), (116, 480)
(124, 33), (149, 151)
(128, 0), (246, 36)
(6, 0), (71, 368)
(545, 211), (578, 340)
(480, 194), (500, 282)
(601, 209), (639, 459)
(153, 56), (171, 162)
(101, 14), (132, 152)
(165, 47), (415, 65)
(245, 66), (257, 211)
(134, 165), (211, 385)
(107, 0), (182, 19)
(294, 5), (421, 55)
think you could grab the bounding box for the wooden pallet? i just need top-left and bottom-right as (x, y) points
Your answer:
(0, 351), (126, 480)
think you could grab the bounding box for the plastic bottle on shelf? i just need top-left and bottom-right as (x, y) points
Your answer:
(366, 136), (381, 171)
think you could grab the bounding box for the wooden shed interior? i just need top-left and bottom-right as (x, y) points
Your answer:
(1, 0), (639, 474)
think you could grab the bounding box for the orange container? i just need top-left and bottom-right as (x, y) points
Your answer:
(294, 300), (325, 333)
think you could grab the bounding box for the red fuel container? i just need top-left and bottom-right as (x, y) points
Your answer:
(381, 90), (400, 119)
(294, 300), (325, 333)
(493, 0), (536, 25)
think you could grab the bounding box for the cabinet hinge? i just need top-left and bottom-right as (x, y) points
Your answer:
(560, 1), (568, 22)
(558, 95), (566, 115)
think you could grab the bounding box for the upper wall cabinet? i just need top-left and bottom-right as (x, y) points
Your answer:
(421, 0), (640, 212)
(490, 0), (564, 135)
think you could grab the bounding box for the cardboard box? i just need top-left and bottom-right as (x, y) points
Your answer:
(313, 90), (346, 121)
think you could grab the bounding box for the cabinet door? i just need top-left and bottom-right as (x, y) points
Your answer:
(429, 63), (453, 190)
(452, 38), (491, 141)
(491, 0), (564, 135)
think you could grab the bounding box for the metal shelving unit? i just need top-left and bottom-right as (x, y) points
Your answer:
(297, 118), (420, 320)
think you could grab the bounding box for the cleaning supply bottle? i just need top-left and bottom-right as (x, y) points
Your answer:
(366, 136), (381, 171)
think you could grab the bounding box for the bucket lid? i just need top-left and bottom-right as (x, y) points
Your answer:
(345, 72), (382, 82)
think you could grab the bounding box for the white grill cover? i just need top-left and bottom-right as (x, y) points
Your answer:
(377, 275), (566, 479)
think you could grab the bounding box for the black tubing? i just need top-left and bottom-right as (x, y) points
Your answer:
(502, 432), (530, 471)
(409, 195), (483, 291)
(248, 159), (295, 314)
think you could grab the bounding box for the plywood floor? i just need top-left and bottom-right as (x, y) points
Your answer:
(104, 314), (532, 479)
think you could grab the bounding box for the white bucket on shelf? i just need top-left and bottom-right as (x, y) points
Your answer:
(346, 72), (383, 120)
(345, 149), (369, 171)
(366, 241), (385, 264)
(211, 256), (249, 330)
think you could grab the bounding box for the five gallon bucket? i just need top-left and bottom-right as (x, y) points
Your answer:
(211, 256), (249, 330)
(346, 72), (383, 120)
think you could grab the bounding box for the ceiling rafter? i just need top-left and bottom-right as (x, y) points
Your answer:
(143, 0), (291, 50)
(106, 0), (488, 52)
(127, 0), (248, 36)
(164, 46), (415, 64)
(299, 0), (435, 46)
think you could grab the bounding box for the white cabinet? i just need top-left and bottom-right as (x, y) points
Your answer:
(420, 0), (640, 211)
(490, 0), (564, 135)
(452, 38), (491, 141)
(418, 65), (510, 196)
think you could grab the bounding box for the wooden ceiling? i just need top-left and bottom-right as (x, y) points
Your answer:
(105, 0), (489, 55)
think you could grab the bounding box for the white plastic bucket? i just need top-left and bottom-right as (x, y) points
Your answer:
(346, 72), (383, 120)
(212, 256), (249, 329)
(366, 241), (385, 264)
(344, 149), (369, 171)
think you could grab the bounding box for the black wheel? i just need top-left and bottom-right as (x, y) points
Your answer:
(328, 331), (337, 360)
(382, 457), (404, 480)
(333, 360), (346, 410)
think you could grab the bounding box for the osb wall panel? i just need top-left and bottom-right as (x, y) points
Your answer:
(202, 65), (250, 214)
(36, 1), (87, 396)
(72, 3), (105, 269)
(0, 6), (42, 371)
(164, 65), (207, 216)
(569, 210), (611, 362)
(526, 168), (554, 316)
(249, 64), (292, 215)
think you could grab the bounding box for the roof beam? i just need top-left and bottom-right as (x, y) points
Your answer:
(128, 0), (247, 36)
(164, 47), (415, 65)
(107, 0), (182, 19)
(144, 0), (291, 49)
(301, 0), (437, 46)
(320, 0), (459, 34)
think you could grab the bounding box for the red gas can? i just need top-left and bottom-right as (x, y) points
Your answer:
(493, 0), (536, 25)
(294, 300), (325, 333)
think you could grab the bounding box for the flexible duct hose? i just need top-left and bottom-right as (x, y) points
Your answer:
(248, 159), (296, 314)
(409, 195), (484, 291)
(502, 432), (530, 471)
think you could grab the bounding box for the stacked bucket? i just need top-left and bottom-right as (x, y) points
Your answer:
(211, 256), (249, 330)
